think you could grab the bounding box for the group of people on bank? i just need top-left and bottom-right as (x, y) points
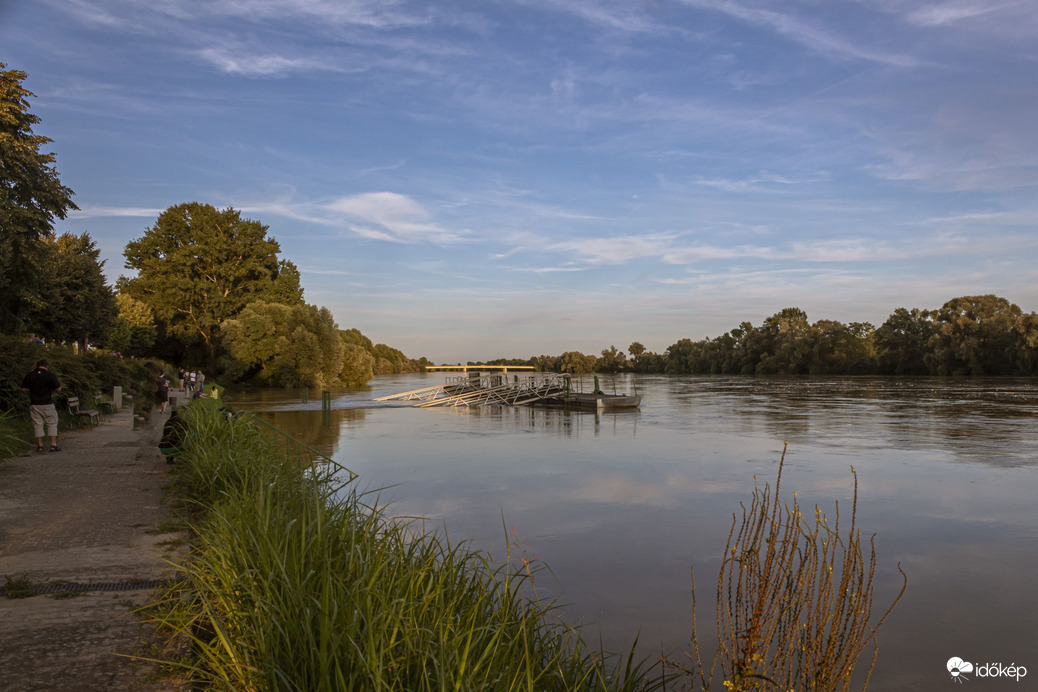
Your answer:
(153, 369), (207, 414)
(19, 360), (211, 452)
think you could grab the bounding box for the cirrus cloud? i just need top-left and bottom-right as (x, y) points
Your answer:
(326, 191), (465, 244)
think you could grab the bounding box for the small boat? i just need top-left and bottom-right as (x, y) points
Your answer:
(533, 392), (642, 411)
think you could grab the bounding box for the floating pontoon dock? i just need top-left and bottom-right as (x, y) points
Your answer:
(375, 373), (641, 411)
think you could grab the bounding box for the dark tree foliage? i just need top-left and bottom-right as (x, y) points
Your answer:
(371, 343), (421, 374)
(30, 232), (118, 351)
(340, 327), (375, 351)
(928, 295), (1026, 375)
(122, 202), (303, 366)
(0, 63), (78, 333)
(108, 294), (156, 358)
(875, 308), (935, 375)
(524, 295), (1038, 377)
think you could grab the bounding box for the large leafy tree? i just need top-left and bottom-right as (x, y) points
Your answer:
(370, 342), (418, 374)
(222, 301), (342, 387)
(108, 293), (157, 357)
(339, 328), (376, 385)
(31, 232), (118, 350)
(0, 63), (78, 333)
(928, 295), (1024, 375)
(596, 345), (628, 373)
(122, 202), (303, 365)
(755, 307), (811, 375)
(340, 343), (376, 386)
(875, 307), (936, 375)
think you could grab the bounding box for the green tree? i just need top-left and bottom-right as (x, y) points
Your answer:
(371, 343), (418, 374)
(664, 338), (696, 374)
(268, 259), (304, 305)
(30, 232), (117, 351)
(222, 301), (342, 387)
(122, 203), (301, 366)
(340, 344), (375, 386)
(596, 345), (627, 373)
(756, 308), (811, 375)
(1014, 312), (1038, 374)
(108, 293), (156, 357)
(875, 308), (936, 375)
(557, 351), (597, 374)
(806, 320), (875, 375)
(0, 63), (78, 333)
(928, 295), (1024, 375)
(340, 327), (375, 351)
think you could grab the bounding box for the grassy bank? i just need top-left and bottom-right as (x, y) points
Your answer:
(154, 399), (663, 691)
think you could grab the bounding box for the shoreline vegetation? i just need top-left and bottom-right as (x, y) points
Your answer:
(484, 295), (1038, 379)
(142, 398), (904, 691)
(150, 398), (663, 691)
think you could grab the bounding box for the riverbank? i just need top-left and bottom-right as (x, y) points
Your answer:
(158, 398), (661, 690)
(0, 405), (188, 691)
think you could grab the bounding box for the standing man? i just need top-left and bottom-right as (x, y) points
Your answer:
(155, 372), (170, 414)
(20, 359), (62, 453)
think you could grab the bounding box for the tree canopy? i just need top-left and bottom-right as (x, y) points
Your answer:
(222, 301), (343, 387)
(30, 232), (118, 351)
(108, 293), (157, 357)
(0, 63), (78, 332)
(514, 294), (1038, 378)
(122, 202), (303, 365)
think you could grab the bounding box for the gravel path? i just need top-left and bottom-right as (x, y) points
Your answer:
(0, 402), (189, 691)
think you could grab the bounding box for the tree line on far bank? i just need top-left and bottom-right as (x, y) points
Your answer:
(0, 63), (424, 389)
(475, 294), (1038, 377)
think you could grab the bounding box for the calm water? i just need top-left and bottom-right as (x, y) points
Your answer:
(228, 374), (1038, 690)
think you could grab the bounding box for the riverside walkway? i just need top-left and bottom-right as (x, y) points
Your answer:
(0, 403), (187, 691)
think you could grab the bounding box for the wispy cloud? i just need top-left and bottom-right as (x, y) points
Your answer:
(513, 266), (589, 273)
(326, 192), (464, 244)
(42, 0), (151, 31)
(678, 0), (920, 66)
(905, 1), (1013, 27)
(692, 171), (830, 192)
(663, 239), (906, 265)
(519, 0), (665, 34)
(69, 206), (164, 219)
(205, 0), (436, 29)
(547, 233), (677, 266)
(196, 47), (333, 76)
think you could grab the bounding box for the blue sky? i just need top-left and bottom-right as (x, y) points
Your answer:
(4, 1), (1038, 363)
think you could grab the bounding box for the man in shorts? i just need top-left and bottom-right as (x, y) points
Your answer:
(20, 359), (62, 453)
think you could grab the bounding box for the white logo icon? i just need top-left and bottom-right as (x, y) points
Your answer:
(948, 657), (974, 683)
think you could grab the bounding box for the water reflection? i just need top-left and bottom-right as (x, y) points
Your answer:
(252, 408), (367, 456)
(226, 375), (1038, 691)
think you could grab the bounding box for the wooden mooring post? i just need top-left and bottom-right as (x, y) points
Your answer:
(322, 390), (331, 412)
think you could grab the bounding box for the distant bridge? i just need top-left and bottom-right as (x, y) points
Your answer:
(424, 364), (535, 373)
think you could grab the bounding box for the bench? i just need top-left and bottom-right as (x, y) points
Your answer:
(95, 393), (118, 414)
(67, 396), (100, 427)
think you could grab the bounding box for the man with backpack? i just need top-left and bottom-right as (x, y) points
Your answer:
(20, 359), (62, 453)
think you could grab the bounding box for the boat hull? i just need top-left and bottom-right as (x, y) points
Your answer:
(533, 393), (642, 411)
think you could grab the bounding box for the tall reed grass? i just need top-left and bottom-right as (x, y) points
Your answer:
(678, 444), (907, 691)
(155, 399), (662, 691)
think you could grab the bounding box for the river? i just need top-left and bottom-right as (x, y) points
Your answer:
(226, 374), (1038, 690)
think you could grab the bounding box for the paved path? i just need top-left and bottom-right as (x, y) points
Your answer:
(0, 404), (188, 691)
